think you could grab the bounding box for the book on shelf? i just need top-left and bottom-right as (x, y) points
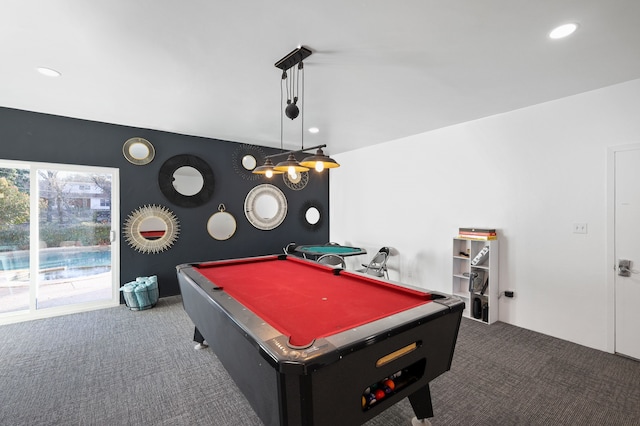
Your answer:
(458, 227), (498, 240)
(457, 234), (497, 241)
(458, 235), (498, 240)
(459, 227), (496, 234)
(471, 246), (490, 266)
(459, 231), (496, 237)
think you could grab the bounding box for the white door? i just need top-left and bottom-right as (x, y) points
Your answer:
(614, 147), (640, 360)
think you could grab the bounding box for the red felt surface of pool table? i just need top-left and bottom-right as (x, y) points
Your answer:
(194, 256), (433, 347)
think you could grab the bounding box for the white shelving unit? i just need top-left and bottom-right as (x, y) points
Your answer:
(452, 237), (499, 324)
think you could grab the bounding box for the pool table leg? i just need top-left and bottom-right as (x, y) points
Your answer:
(193, 327), (209, 350)
(408, 384), (434, 421)
(411, 417), (432, 426)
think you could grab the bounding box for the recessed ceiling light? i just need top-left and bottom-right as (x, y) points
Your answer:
(549, 23), (578, 39)
(308, 127), (319, 134)
(36, 67), (61, 77)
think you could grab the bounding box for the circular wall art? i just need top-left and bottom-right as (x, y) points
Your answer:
(232, 144), (266, 181)
(123, 137), (155, 165)
(300, 200), (324, 231)
(158, 154), (215, 207)
(244, 184), (287, 230)
(207, 204), (237, 241)
(283, 170), (309, 191)
(123, 204), (180, 254)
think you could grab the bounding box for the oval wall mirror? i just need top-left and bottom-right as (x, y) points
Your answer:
(244, 184), (287, 230)
(207, 204), (237, 241)
(159, 154), (214, 207)
(123, 205), (180, 254)
(172, 166), (204, 196)
(123, 137), (155, 165)
(300, 200), (323, 230)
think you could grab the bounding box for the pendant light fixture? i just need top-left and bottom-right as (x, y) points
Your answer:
(252, 158), (283, 178)
(274, 57), (308, 177)
(300, 147), (340, 172)
(253, 46), (340, 178)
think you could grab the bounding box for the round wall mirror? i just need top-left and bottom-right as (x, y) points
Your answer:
(159, 154), (214, 207)
(283, 171), (309, 191)
(123, 137), (155, 165)
(232, 144), (266, 181)
(172, 166), (204, 196)
(207, 204), (237, 241)
(305, 207), (320, 225)
(242, 155), (257, 171)
(244, 184), (287, 230)
(123, 205), (180, 254)
(300, 200), (324, 230)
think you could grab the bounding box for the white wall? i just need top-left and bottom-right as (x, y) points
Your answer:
(330, 78), (640, 352)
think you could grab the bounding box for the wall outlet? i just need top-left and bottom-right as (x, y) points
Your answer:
(573, 223), (588, 234)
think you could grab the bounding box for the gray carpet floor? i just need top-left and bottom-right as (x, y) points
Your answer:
(0, 296), (638, 426)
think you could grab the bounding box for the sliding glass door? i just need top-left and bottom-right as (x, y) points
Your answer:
(0, 165), (30, 313)
(0, 160), (119, 323)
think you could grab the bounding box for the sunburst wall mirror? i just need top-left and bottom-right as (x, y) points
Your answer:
(123, 205), (180, 254)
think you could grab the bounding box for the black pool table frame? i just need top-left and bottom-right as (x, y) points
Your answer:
(177, 256), (464, 426)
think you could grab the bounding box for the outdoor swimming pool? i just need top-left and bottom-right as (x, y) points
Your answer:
(0, 246), (111, 281)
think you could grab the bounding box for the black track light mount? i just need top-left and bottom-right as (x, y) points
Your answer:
(274, 46), (312, 70)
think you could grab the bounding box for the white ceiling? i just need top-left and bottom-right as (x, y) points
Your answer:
(2, 1), (640, 154)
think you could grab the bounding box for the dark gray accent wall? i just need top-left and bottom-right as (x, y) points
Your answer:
(0, 107), (329, 298)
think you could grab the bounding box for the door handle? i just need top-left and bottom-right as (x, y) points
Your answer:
(618, 259), (631, 277)
(110, 230), (116, 243)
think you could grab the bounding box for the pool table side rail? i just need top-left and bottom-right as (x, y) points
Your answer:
(176, 261), (464, 376)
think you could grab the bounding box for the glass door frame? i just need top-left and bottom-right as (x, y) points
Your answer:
(0, 159), (120, 324)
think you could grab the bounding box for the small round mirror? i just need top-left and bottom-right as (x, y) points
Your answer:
(232, 145), (266, 181)
(129, 143), (150, 160)
(305, 207), (320, 225)
(300, 201), (323, 230)
(172, 166), (204, 196)
(242, 155), (257, 171)
(207, 204), (237, 241)
(283, 170), (309, 190)
(123, 137), (155, 165)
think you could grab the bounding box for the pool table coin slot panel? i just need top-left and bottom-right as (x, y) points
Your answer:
(375, 341), (420, 368)
(361, 359), (426, 411)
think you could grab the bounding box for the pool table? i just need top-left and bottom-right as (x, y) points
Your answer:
(176, 255), (464, 426)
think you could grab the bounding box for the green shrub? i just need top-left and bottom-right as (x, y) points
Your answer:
(0, 224), (111, 250)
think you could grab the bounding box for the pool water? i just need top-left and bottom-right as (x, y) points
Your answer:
(39, 266), (112, 281)
(0, 247), (111, 281)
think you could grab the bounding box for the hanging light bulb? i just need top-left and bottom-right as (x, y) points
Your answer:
(300, 148), (340, 172)
(253, 158), (283, 177)
(274, 153), (309, 174)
